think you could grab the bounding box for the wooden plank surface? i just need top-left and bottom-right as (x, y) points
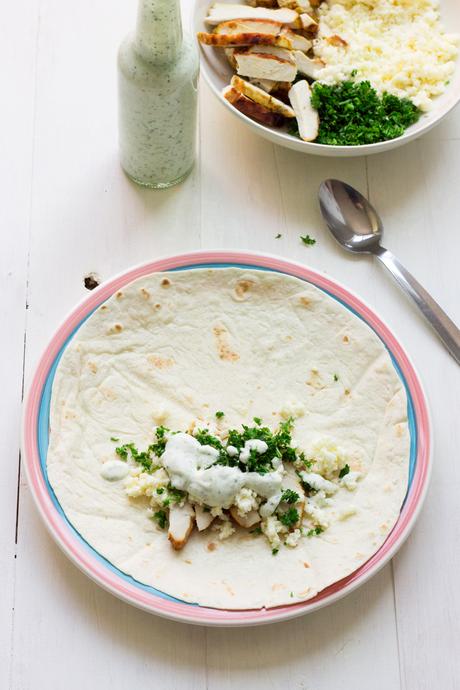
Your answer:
(2, 0), (460, 688)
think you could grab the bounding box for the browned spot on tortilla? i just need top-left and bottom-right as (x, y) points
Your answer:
(116, 291), (123, 299)
(395, 423), (405, 437)
(161, 278), (171, 287)
(64, 411), (76, 420)
(213, 325), (240, 362)
(271, 583), (286, 591)
(114, 323), (123, 332)
(306, 369), (325, 390)
(148, 355), (175, 369)
(187, 420), (196, 434)
(298, 588), (310, 596)
(234, 279), (255, 301)
(101, 387), (117, 401)
(207, 542), (217, 552)
(184, 559), (192, 565)
(343, 335), (350, 344)
(154, 303), (161, 310)
(299, 296), (311, 307)
(141, 288), (150, 299)
(225, 584), (235, 596)
(344, 388), (351, 396)
(87, 362), (97, 374)
(100, 305), (108, 311)
(303, 562), (310, 568)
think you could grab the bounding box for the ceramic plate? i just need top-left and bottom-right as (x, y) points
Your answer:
(194, 0), (460, 157)
(23, 251), (431, 626)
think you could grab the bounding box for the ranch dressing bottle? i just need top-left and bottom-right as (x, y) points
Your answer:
(118, 0), (199, 188)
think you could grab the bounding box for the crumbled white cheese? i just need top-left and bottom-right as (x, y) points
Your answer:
(261, 515), (287, 549)
(310, 489), (332, 509)
(280, 400), (305, 419)
(300, 471), (338, 495)
(226, 445), (239, 457)
(314, 0), (459, 111)
(303, 502), (330, 529)
(234, 488), (259, 517)
(309, 438), (346, 479)
(341, 471), (361, 491)
(217, 519), (235, 541)
(338, 505), (357, 520)
(124, 468), (169, 498)
(285, 528), (302, 548)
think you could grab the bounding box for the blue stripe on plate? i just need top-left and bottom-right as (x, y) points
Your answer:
(37, 261), (417, 607)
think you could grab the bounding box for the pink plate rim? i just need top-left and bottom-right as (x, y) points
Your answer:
(22, 250), (432, 627)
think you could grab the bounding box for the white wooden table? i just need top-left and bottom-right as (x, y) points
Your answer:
(2, 1), (460, 688)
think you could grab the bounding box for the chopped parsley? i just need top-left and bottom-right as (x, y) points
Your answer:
(153, 510), (167, 529)
(339, 464), (350, 478)
(278, 507), (299, 528)
(272, 548), (279, 556)
(156, 488), (164, 495)
(250, 526), (262, 535)
(281, 489), (299, 504)
(110, 436), (119, 442)
(307, 526), (324, 537)
(300, 234), (316, 246)
(275, 233), (282, 239)
(310, 81), (420, 146)
(215, 411), (225, 419)
(333, 374), (339, 382)
(220, 417), (296, 474)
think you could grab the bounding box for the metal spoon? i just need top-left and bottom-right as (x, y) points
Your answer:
(318, 178), (460, 365)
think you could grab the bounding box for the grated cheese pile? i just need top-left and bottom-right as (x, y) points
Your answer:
(314, 0), (459, 111)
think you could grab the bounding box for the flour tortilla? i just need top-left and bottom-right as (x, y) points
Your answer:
(47, 268), (410, 609)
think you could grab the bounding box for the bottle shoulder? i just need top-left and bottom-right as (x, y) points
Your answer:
(118, 32), (199, 84)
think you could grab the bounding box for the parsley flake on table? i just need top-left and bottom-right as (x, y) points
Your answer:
(300, 234), (316, 246)
(215, 411), (225, 419)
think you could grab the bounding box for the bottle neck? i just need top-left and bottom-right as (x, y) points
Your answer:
(135, 0), (183, 63)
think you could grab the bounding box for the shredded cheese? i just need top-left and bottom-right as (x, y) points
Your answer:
(314, 0), (459, 111)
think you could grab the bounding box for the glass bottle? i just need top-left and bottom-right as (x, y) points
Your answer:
(118, 0), (199, 189)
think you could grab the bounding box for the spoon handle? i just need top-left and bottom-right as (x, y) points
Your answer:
(374, 247), (460, 364)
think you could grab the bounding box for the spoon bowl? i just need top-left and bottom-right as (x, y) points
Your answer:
(318, 179), (383, 253)
(318, 178), (460, 364)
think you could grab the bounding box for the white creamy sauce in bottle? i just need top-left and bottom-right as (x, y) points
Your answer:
(118, 0), (199, 188)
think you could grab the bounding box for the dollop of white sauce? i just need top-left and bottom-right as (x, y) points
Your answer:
(239, 439), (268, 463)
(101, 460), (130, 481)
(162, 433), (283, 508)
(299, 471), (338, 495)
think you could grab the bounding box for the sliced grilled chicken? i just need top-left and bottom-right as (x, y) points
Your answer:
(168, 503), (195, 550)
(194, 505), (215, 532)
(247, 0), (278, 5)
(205, 4), (298, 26)
(280, 28), (312, 51)
(229, 507), (261, 528)
(235, 47), (297, 82)
(294, 50), (324, 79)
(299, 13), (318, 32)
(198, 19), (309, 50)
(249, 77), (278, 92)
(278, 0), (312, 10)
(231, 75), (295, 117)
(225, 47), (237, 69)
(288, 79), (319, 141)
(224, 86), (286, 126)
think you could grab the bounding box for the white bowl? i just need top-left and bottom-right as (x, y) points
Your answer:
(194, 0), (460, 156)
